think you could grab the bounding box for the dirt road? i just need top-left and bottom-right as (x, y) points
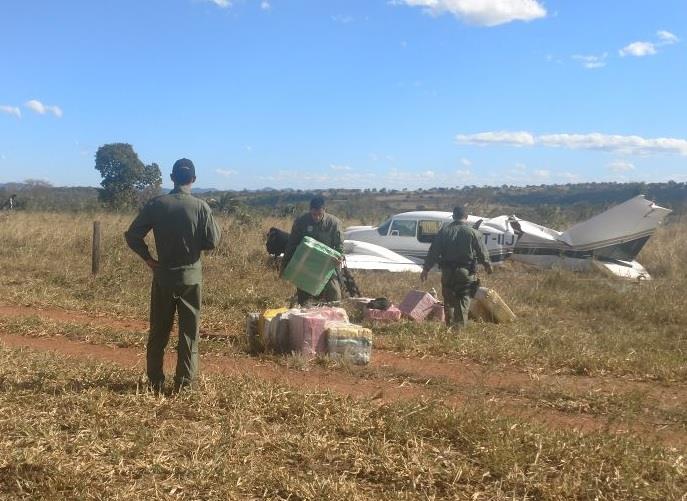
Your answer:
(1, 304), (685, 447)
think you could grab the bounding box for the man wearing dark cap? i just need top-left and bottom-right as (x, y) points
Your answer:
(125, 158), (221, 393)
(282, 195), (344, 305)
(421, 205), (492, 328)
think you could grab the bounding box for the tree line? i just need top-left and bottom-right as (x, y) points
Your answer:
(1, 142), (684, 225)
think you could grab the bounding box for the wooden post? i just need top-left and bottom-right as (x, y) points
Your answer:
(92, 221), (101, 276)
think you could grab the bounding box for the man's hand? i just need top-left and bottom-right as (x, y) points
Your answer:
(420, 269), (429, 282)
(484, 263), (493, 275)
(145, 258), (159, 270)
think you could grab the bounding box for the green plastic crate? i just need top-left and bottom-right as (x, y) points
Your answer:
(282, 236), (342, 296)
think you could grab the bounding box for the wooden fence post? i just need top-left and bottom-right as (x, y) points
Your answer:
(92, 221), (101, 276)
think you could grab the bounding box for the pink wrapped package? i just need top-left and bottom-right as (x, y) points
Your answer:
(428, 303), (445, 322)
(288, 307), (348, 355)
(364, 305), (402, 322)
(398, 290), (438, 321)
(305, 306), (349, 323)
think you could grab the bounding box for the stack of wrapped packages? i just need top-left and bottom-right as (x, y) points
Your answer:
(350, 293), (444, 324)
(359, 288), (515, 325)
(246, 235), (371, 364)
(246, 306), (373, 365)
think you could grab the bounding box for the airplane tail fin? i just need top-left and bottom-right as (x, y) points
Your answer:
(559, 195), (671, 261)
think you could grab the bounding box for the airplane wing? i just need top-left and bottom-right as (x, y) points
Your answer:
(343, 240), (423, 273)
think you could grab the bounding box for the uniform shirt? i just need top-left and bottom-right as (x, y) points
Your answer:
(125, 185), (221, 286)
(423, 220), (490, 272)
(282, 212), (344, 267)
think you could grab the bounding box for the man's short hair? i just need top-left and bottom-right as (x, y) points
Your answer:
(453, 205), (467, 220)
(310, 195), (326, 210)
(171, 158), (196, 185)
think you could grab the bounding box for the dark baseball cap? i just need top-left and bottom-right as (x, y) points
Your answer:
(453, 205), (467, 220)
(171, 158), (196, 182)
(310, 195), (326, 209)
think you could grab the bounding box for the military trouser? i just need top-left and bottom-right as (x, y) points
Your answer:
(296, 275), (342, 306)
(147, 280), (201, 392)
(441, 267), (474, 328)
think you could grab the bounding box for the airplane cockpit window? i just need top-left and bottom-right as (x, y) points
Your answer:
(417, 220), (441, 243)
(377, 218), (392, 236)
(390, 219), (417, 237)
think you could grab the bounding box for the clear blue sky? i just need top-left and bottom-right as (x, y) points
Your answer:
(1, 0), (685, 189)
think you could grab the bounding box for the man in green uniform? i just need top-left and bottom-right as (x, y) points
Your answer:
(420, 206), (492, 328)
(282, 195), (344, 305)
(125, 158), (221, 393)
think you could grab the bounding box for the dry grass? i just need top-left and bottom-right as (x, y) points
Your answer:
(1, 345), (685, 500)
(1, 211), (687, 498)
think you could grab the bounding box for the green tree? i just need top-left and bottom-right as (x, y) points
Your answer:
(94, 143), (161, 209)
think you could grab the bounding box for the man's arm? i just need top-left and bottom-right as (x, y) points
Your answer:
(124, 203), (155, 263)
(472, 231), (493, 273)
(281, 217), (303, 270)
(200, 205), (221, 251)
(330, 218), (344, 254)
(420, 232), (442, 281)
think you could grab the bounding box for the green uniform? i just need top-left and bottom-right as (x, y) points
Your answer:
(423, 220), (490, 327)
(283, 212), (344, 305)
(125, 185), (220, 391)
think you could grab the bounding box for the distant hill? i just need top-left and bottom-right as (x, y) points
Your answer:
(1, 181), (684, 227)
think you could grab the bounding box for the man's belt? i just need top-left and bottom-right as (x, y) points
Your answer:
(441, 259), (477, 274)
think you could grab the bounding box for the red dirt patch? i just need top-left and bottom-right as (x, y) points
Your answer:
(1, 303), (686, 448)
(0, 304), (148, 332)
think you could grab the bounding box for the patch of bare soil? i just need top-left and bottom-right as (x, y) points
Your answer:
(0, 305), (148, 332)
(1, 304), (685, 447)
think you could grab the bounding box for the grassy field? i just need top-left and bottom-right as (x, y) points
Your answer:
(1, 210), (686, 499)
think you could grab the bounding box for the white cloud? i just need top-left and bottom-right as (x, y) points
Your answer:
(394, 0), (547, 27)
(657, 30), (679, 45)
(369, 152), (395, 162)
(456, 131), (687, 156)
(533, 169), (550, 179)
(332, 14), (354, 24)
(559, 172), (579, 182)
(619, 41), (656, 57)
(455, 168), (471, 177)
(216, 168), (238, 177)
(511, 162), (527, 174)
(0, 105), (21, 118)
(607, 160), (635, 173)
(260, 169), (377, 187)
(260, 1), (271, 10)
(25, 99), (63, 118)
(388, 168), (435, 181)
(208, 0), (231, 7)
(456, 131), (535, 146)
(330, 164), (352, 171)
(572, 53), (607, 69)
(460, 157), (472, 166)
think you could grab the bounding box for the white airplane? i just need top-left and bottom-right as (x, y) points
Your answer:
(344, 195), (672, 280)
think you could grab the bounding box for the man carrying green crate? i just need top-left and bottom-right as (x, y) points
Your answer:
(282, 195), (344, 305)
(420, 205), (492, 328)
(125, 158), (221, 394)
